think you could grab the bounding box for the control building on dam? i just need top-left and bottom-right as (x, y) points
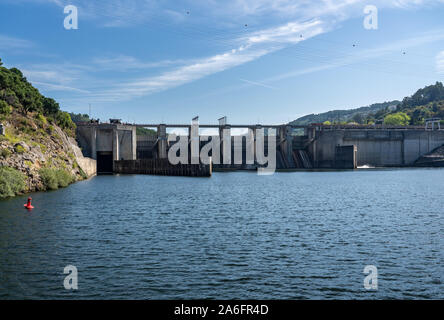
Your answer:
(75, 119), (444, 174)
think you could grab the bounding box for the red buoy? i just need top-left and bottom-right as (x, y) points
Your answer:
(24, 197), (34, 210)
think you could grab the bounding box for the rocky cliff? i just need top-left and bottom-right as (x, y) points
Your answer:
(0, 58), (95, 198)
(0, 111), (95, 194)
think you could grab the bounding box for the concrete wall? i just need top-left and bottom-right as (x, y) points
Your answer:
(68, 137), (97, 177)
(76, 157), (97, 177)
(76, 124), (136, 161)
(117, 129), (136, 160)
(334, 145), (357, 169)
(313, 129), (444, 168)
(96, 128), (113, 153)
(76, 125), (94, 158)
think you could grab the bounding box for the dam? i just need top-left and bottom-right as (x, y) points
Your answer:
(75, 119), (444, 174)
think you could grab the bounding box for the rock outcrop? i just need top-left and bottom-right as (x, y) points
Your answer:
(0, 114), (96, 193)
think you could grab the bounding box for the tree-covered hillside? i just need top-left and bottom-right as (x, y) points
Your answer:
(290, 101), (400, 125)
(392, 82), (444, 125)
(0, 57), (75, 135)
(0, 57), (86, 199)
(290, 82), (444, 126)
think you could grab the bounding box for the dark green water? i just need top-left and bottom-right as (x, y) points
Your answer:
(0, 169), (442, 299)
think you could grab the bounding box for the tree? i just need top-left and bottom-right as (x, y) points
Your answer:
(136, 127), (157, 136)
(0, 100), (12, 115)
(56, 111), (75, 131)
(383, 112), (411, 126)
(351, 113), (364, 124)
(69, 112), (90, 123)
(0, 64), (43, 114)
(42, 97), (60, 115)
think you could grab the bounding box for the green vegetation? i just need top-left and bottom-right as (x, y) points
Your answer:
(400, 81), (444, 109)
(78, 167), (88, 180)
(136, 127), (157, 136)
(0, 58), (85, 198)
(56, 111), (76, 132)
(0, 166), (26, 198)
(39, 168), (74, 190)
(384, 112), (411, 126)
(0, 100), (12, 115)
(1, 148), (11, 158)
(291, 82), (444, 126)
(69, 112), (90, 123)
(36, 113), (47, 126)
(0, 57), (76, 136)
(14, 144), (25, 153)
(291, 100), (400, 125)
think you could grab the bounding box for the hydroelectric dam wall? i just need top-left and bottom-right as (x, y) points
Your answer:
(75, 121), (444, 172)
(309, 127), (444, 168)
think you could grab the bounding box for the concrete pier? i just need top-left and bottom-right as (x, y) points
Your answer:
(114, 159), (212, 177)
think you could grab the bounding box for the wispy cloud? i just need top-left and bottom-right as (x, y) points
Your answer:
(243, 30), (444, 85)
(20, 63), (93, 94)
(92, 55), (189, 71)
(437, 51), (444, 74)
(6, 0), (443, 107)
(239, 78), (277, 89)
(31, 81), (91, 93)
(0, 34), (33, 50)
(391, 0), (444, 9)
(16, 0), (161, 27)
(6, 0), (444, 28)
(83, 19), (325, 101)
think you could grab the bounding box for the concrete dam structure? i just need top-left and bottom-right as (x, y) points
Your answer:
(76, 122), (137, 173)
(309, 125), (444, 168)
(75, 120), (444, 174)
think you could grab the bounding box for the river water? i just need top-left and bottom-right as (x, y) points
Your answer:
(0, 169), (442, 299)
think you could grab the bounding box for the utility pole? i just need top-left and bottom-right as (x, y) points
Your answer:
(89, 104), (91, 119)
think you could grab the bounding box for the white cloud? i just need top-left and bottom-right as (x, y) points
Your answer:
(0, 34), (33, 50)
(391, 0), (444, 8)
(198, 30), (444, 97)
(6, 0), (444, 28)
(7, 0), (443, 105)
(31, 81), (91, 93)
(21, 69), (74, 83)
(264, 30), (444, 83)
(92, 55), (188, 71)
(84, 19), (325, 101)
(243, 20), (324, 44)
(20, 63), (93, 94)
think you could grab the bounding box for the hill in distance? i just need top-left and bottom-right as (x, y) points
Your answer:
(290, 82), (444, 126)
(290, 101), (400, 125)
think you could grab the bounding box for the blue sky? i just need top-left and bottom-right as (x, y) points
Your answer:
(0, 0), (444, 126)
